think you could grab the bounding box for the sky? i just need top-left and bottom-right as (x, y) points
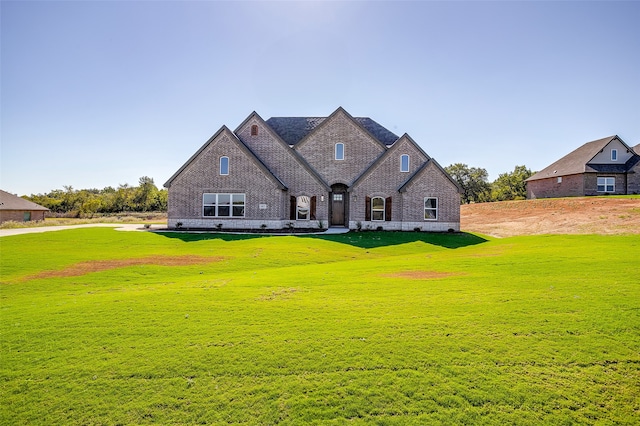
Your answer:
(2, 0), (639, 196)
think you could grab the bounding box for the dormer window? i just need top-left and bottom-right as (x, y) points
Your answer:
(611, 149), (617, 161)
(251, 125), (258, 136)
(335, 143), (344, 160)
(220, 156), (229, 175)
(401, 154), (410, 172)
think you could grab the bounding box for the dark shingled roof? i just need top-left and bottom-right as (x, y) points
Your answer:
(0, 190), (49, 211)
(527, 136), (615, 181)
(265, 116), (399, 146)
(527, 135), (640, 182)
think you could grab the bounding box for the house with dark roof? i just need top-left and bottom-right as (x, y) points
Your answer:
(164, 107), (461, 231)
(526, 135), (640, 199)
(0, 190), (49, 224)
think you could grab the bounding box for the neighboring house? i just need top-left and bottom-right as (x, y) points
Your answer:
(0, 190), (49, 224)
(165, 107), (461, 231)
(526, 135), (640, 199)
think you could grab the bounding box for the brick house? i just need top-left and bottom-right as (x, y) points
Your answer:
(164, 107), (461, 231)
(0, 189), (49, 224)
(526, 135), (640, 199)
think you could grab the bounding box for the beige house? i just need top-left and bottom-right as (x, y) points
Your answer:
(165, 107), (461, 231)
(0, 190), (49, 224)
(526, 136), (640, 199)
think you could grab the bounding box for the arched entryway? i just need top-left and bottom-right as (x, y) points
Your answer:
(330, 183), (349, 227)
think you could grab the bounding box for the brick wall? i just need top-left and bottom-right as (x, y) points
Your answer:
(627, 162), (640, 194)
(0, 210), (47, 224)
(167, 129), (286, 226)
(584, 173), (628, 196)
(236, 117), (329, 223)
(295, 111), (385, 186)
(350, 136), (430, 223)
(527, 174), (584, 199)
(400, 162), (460, 228)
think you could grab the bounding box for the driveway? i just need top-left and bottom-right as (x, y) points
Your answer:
(0, 223), (161, 237)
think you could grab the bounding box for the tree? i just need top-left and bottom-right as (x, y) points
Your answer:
(445, 163), (491, 204)
(134, 176), (159, 212)
(491, 165), (533, 201)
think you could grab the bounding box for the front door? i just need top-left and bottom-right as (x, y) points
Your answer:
(330, 184), (348, 226)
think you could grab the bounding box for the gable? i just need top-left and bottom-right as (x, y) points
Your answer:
(587, 137), (635, 165)
(164, 126), (285, 190)
(351, 134), (430, 192)
(399, 159), (462, 194)
(293, 108), (388, 185)
(235, 113), (330, 192)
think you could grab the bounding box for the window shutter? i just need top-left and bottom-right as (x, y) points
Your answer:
(290, 196), (296, 220)
(310, 196), (317, 220)
(365, 196), (371, 221)
(385, 196), (392, 221)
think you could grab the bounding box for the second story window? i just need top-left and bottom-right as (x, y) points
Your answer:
(251, 125), (258, 136)
(335, 143), (344, 160)
(220, 156), (229, 175)
(401, 154), (410, 172)
(611, 149), (617, 161)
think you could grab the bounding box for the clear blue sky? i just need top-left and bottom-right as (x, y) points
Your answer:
(2, 1), (639, 196)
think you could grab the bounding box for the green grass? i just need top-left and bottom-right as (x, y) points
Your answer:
(1, 229), (639, 424)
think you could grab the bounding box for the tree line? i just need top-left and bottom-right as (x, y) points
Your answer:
(444, 164), (533, 204)
(24, 177), (168, 217)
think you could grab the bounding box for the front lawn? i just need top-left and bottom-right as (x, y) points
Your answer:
(1, 229), (638, 424)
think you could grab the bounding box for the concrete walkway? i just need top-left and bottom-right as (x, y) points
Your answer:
(323, 227), (350, 234)
(0, 223), (160, 237)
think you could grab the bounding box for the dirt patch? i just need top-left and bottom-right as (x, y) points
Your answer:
(461, 197), (640, 237)
(257, 287), (298, 301)
(382, 271), (463, 280)
(28, 255), (223, 280)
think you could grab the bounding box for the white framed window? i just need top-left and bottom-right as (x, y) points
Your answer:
(401, 154), (410, 172)
(597, 177), (615, 193)
(557, 177), (562, 183)
(335, 143), (344, 160)
(424, 197), (438, 220)
(611, 149), (618, 161)
(220, 156), (229, 175)
(371, 196), (385, 221)
(297, 195), (310, 220)
(203, 193), (245, 217)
